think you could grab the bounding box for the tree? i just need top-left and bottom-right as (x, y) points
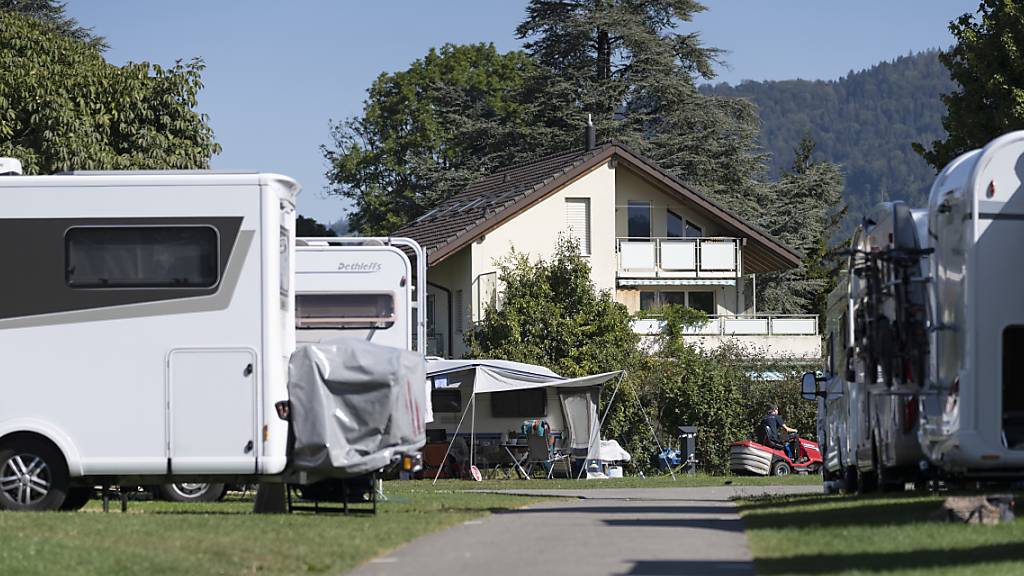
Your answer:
(914, 0), (1024, 170)
(517, 0), (767, 218)
(296, 215), (337, 237)
(467, 236), (640, 377)
(0, 11), (219, 174)
(757, 135), (846, 315)
(323, 43), (567, 235)
(1, 0), (107, 50)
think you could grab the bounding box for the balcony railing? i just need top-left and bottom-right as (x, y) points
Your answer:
(616, 237), (740, 278)
(631, 314), (819, 337)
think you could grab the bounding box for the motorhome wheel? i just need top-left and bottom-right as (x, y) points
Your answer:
(771, 460), (792, 476)
(159, 482), (226, 503)
(0, 439), (70, 511)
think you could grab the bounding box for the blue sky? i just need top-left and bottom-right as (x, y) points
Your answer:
(66, 1), (975, 225)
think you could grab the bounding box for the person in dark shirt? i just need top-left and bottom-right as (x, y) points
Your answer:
(763, 403), (798, 459)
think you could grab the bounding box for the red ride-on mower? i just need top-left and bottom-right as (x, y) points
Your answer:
(729, 431), (822, 477)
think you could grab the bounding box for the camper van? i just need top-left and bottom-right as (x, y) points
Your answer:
(920, 131), (1024, 477)
(294, 237), (425, 352)
(808, 202), (930, 491)
(0, 167), (298, 510)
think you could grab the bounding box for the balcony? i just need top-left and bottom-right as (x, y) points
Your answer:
(616, 237), (740, 278)
(631, 314), (822, 360)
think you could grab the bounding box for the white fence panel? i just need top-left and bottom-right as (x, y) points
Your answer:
(660, 240), (697, 270)
(700, 240), (737, 271)
(723, 318), (769, 335)
(771, 318), (818, 335)
(620, 241), (656, 270)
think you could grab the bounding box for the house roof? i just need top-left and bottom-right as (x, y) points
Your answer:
(396, 142), (802, 274)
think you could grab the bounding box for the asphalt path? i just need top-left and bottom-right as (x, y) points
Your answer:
(350, 485), (818, 576)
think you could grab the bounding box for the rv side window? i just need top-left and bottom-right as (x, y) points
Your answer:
(490, 389), (547, 417)
(65, 227), (218, 288)
(295, 293), (395, 329)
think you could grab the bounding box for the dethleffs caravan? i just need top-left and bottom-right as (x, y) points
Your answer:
(294, 237), (425, 353)
(0, 167), (297, 511)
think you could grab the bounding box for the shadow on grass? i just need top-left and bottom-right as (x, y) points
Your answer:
(740, 496), (939, 529)
(756, 542), (1024, 575)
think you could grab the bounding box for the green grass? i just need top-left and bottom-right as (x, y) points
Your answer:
(739, 492), (1024, 575)
(427, 471), (822, 491)
(0, 485), (545, 576)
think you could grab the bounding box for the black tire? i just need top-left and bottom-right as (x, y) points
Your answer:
(858, 469), (878, 494)
(157, 483), (226, 503)
(844, 465), (859, 493)
(59, 486), (94, 511)
(0, 438), (70, 511)
(771, 460), (792, 477)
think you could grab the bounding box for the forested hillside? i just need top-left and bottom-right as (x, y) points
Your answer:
(704, 51), (953, 217)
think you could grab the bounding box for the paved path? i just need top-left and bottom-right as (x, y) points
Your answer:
(351, 485), (818, 576)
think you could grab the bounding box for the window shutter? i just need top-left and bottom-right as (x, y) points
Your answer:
(565, 198), (591, 254)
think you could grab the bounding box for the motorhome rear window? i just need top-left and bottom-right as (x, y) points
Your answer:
(65, 227), (218, 288)
(295, 293), (395, 329)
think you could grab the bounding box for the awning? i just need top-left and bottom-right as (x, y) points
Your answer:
(617, 278), (736, 287)
(425, 358), (620, 393)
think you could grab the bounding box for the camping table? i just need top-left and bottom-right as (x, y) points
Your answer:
(499, 443), (531, 480)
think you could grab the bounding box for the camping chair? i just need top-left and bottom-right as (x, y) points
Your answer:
(523, 432), (571, 479)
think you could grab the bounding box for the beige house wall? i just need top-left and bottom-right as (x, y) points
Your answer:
(425, 247), (472, 357)
(469, 159), (618, 306)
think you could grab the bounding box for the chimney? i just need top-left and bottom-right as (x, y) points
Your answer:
(585, 114), (596, 151)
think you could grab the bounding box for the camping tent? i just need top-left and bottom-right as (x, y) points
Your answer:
(426, 359), (653, 482)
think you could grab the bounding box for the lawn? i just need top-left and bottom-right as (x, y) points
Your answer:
(739, 492), (1024, 576)
(0, 484), (545, 576)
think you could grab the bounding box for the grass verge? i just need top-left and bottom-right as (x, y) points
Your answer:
(0, 484), (544, 576)
(739, 492), (1024, 575)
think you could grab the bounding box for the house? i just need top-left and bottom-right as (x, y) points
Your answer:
(397, 141), (821, 361)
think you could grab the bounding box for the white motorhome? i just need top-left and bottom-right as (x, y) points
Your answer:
(294, 237), (425, 353)
(921, 131), (1024, 476)
(809, 202), (930, 491)
(0, 167), (298, 510)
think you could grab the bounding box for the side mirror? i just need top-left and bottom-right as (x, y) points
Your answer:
(801, 372), (821, 401)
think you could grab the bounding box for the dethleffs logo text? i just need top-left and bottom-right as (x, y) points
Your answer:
(337, 261), (382, 273)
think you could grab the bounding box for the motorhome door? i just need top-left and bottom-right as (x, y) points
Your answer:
(168, 348), (257, 474)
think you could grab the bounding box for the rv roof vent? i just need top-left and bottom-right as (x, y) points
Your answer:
(0, 158), (23, 176)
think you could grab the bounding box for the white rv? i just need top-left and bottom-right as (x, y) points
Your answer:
(294, 237), (425, 352)
(0, 168), (298, 510)
(809, 202), (930, 491)
(920, 131), (1024, 476)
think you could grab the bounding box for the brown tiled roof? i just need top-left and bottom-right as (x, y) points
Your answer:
(396, 142), (802, 273)
(396, 146), (602, 256)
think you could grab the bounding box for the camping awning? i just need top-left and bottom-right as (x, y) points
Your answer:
(426, 358), (620, 394)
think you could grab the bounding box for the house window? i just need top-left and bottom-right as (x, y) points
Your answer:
(643, 290), (715, 314)
(65, 226), (218, 288)
(687, 291), (715, 314)
(565, 198), (591, 255)
(667, 210), (684, 238)
(661, 291), (686, 306)
(491, 389), (547, 417)
(426, 294), (436, 335)
(628, 201), (651, 238)
(685, 221), (704, 238)
(640, 291), (657, 311)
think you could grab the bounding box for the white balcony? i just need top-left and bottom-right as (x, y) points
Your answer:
(617, 237), (740, 278)
(631, 314), (822, 360)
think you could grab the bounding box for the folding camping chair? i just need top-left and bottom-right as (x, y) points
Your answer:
(523, 432), (571, 479)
